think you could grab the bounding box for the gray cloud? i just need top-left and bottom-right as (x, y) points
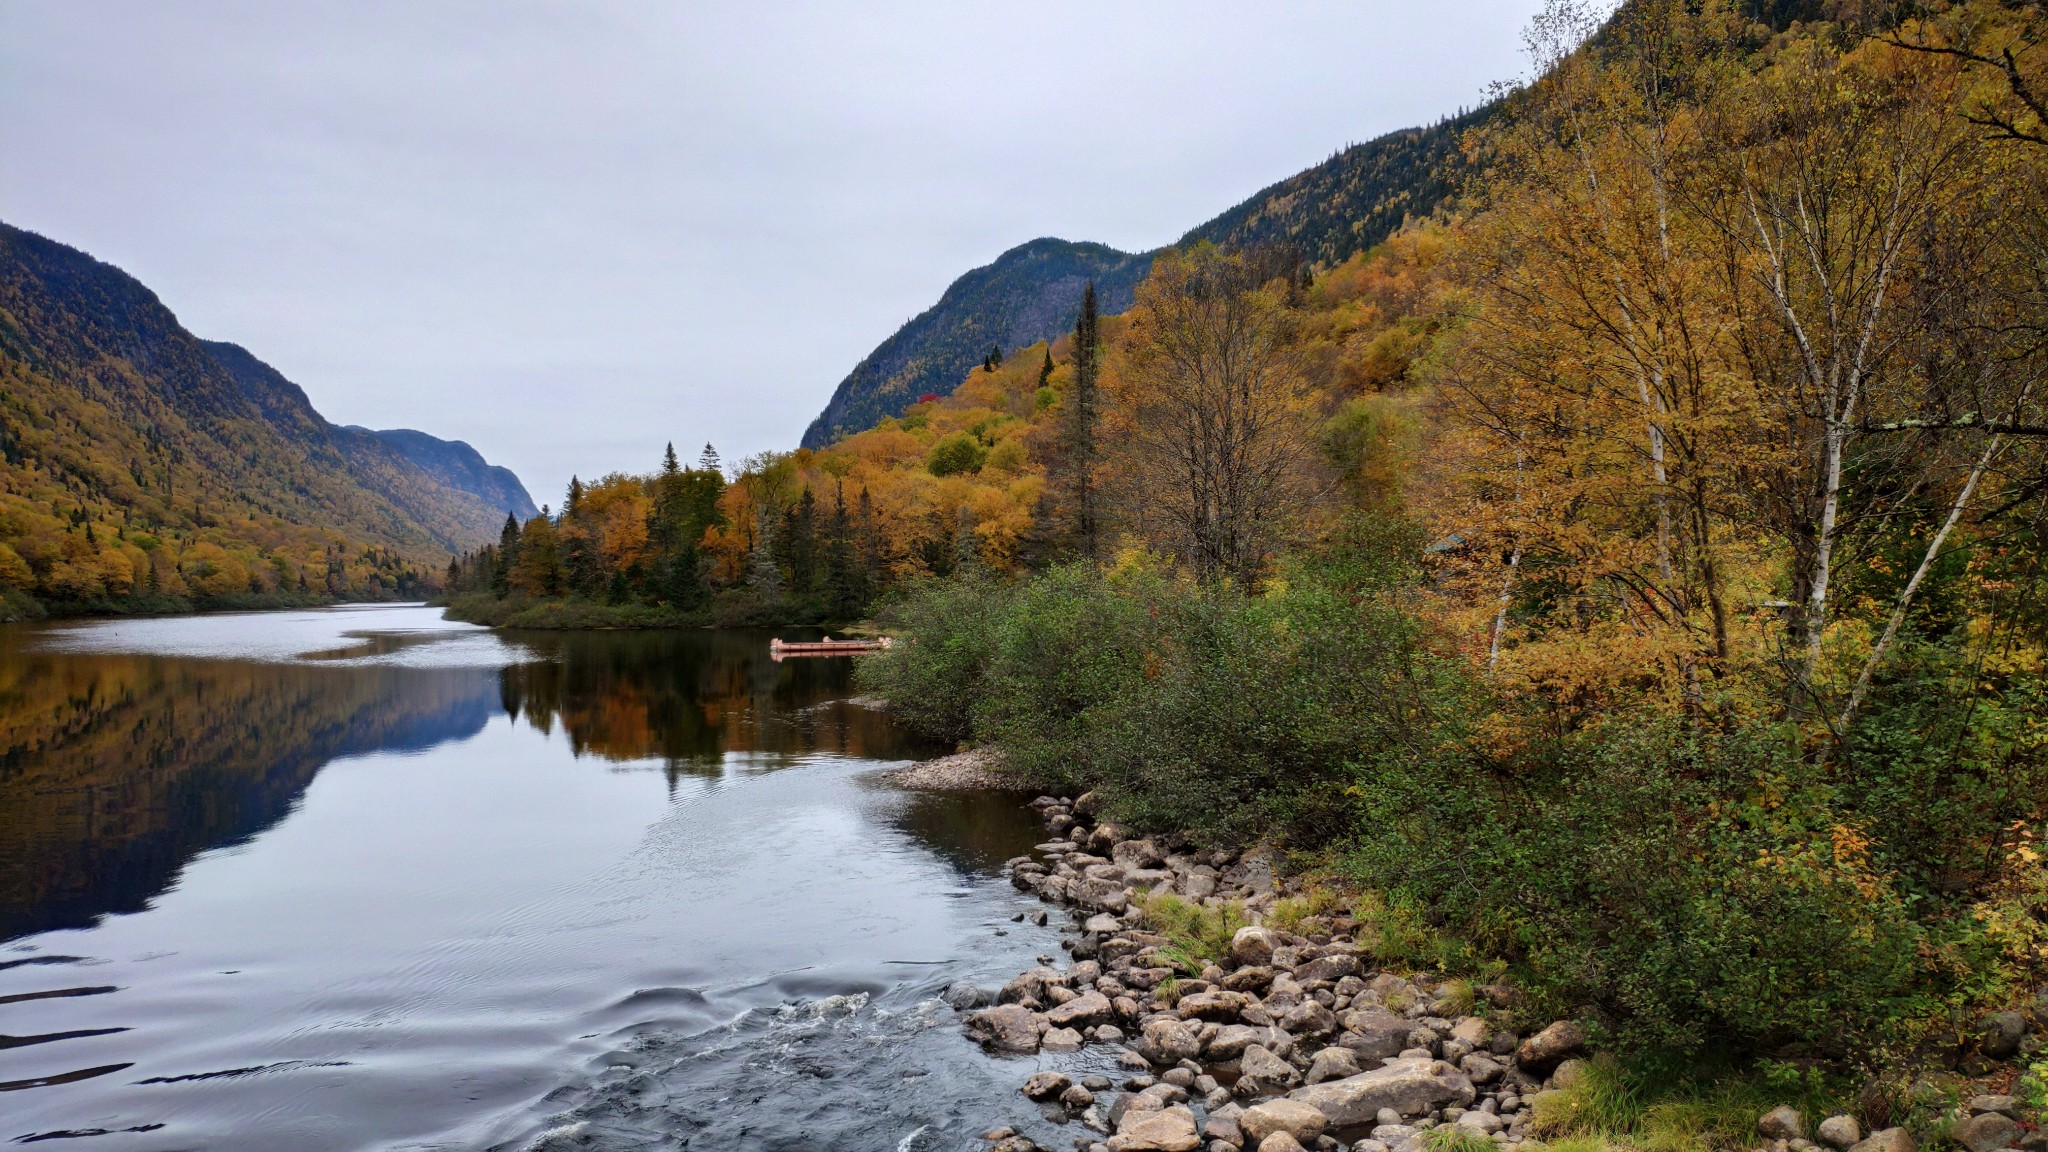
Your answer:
(1, 0), (1542, 505)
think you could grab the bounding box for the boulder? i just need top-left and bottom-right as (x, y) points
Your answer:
(1286, 1058), (1476, 1127)
(1971, 1096), (2021, 1118)
(1062, 1083), (1097, 1110)
(1233, 926), (1282, 968)
(1516, 1019), (1586, 1072)
(1257, 1134), (1308, 1152)
(1848, 1129), (1916, 1152)
(965, 1003), (1043, 1052)
(1759, 1106), (1806, 1141)
(1240, 1098), (1330, 1145)
(1953, 1113), (2022, 1152)
(1457, 1110), (1505, 1136)
(1222, 966), (1276, 993)
(1979, 1011), (2029, 1059)
(1240, 1043), (1302, 1090)
(1203, 1106), (1244, 1146)
(1458, 1052), (1505, 1085)
(1001, 966), (1070, 1005)
(1178, 991), (1257, 1021)
(1136, 1017), (1204, 1066)
(1042, 1026), (1084, 1052)
(943, 980), (990, 1010)
(1280, 1000), (1338, 1037)
(1207, 1023), (1288, 1061)
(1294, 954), (1363, 984)
(1449, 1017), (1489, 1047)
(1549, 1058), (1588, 1089)
(1086, 913), (1125, 935)
(1024, 1071), (1074, 1100)
(1337, 1010), (1417, 1060)
(1107, 1104), (1201, 1152)
(1818, 1116), (1862, 1150)
(1114, 838), (1169, 869)
(1047, 991), (1115, 1029)
(1307, 1046), (1361, 1085)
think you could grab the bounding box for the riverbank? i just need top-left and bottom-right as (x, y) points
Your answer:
(438, 590), (882, 631)
(870, 748), (1015, 791)
(931, 784), (2046, 1152)
(0, 587), (354, 624)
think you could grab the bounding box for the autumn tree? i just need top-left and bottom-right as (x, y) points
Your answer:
(1106, 247), (1326, 585)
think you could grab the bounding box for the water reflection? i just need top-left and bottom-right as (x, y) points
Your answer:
(498, 629), (932, 781)
(0, 652), (498, 941)
(0, 624), (936, 946)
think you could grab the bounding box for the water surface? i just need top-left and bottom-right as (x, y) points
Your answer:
(0, 606), (1079, 1150)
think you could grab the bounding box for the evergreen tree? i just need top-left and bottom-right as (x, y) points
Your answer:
(821, 482), (868, 621)
(1039, 346), (1054, 389)
(1065, 282), (1102, 560)
(953, 503), (980, 574)
(662, 442), (680, 476)
(698, 443), (721, 475)
(779, 488), (819, 596)
(493, 512), (520, 595)
(747, 504), (783, 602)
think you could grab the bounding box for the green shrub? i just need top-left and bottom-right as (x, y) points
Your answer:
(855, 574), (1013, 744)
(924, 432), (987, 476)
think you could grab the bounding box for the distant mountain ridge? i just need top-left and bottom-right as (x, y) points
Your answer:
(801, 238), (1150, 448)
(0, 220), (533, 609)
(803, 110), (1490, 446)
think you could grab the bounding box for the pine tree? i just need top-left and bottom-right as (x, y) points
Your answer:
(662, 442), (680, 476)
(1039, 346), (1054, 389)
(747, 504), (783, 602)
(493, 512), (520, 595)
(698, 443), (721, 475)
(1065, 281), (1102, 560)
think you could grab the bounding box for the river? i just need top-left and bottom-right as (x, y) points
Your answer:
(0, 605), (1085, 1150)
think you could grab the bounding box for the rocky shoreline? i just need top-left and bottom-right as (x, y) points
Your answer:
(871, 748), (1017, 791)
(944, 790), (1935, 1152)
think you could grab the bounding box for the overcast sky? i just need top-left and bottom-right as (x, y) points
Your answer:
(1, 1), (1544, 506)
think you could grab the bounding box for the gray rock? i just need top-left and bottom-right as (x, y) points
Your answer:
(1108, 1103), (1201, 1152)
(1179, 991), (1257, 1021)
(1043, 1026), (1085, 1052)
(1549, 1058), (1587, 1089)
(1114, 838), (1169, 870)
(1241, 1098), (1330, 1144)
(1233, 926), (1282, 968)
(1288, 1058), (1477, 1126)
(943, 980), (990, 1010)
(1308, 1047), (1362, 1085)
(1025, 1071), (1075, 1100)
(1048, 991), (1115, 1029)
(1224, 965), (1277, 992)
(1818, 1117), (1862, 1150)
(966, 1003), (1043, 1052)
(1515, 1020), (1586, 1073)
(1136, 1017), (1204, 1066)
(1351, 1142), (1392, 1152)
(1970, 1096), (2021, 1118)
(1281, 1000), (1338, 1037)
(1064, 1083), (1098, 1110)
(1848, 1128), (1916, 1152)
(1953, 1113), (2022, 1152)
(1457, 1110), (1504, 1136)
(1241, 1043), (1302, 1090)
(1980, 1011), (2029, 1059)
(1759, 1106), (1806, 1141)
(1338, 1010), (1418, 1060)
(1449, 1017), (1489, 1047)
(1256, 1133), (1308, 1152)
(1002, 966), (1071, 1005)
(1459, 1052), (1505, 1085)
(1087, 913), (1125, 934)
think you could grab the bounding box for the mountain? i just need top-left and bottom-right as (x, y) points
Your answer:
(800, 239), (1152, 448)
(348, 426), (537, 521)
(1177, 109), (1490, 267)
(0, 220), (530, 610)
(802, 111), (1491, 447)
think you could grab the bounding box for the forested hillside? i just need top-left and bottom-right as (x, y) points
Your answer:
(801, 238), (1150, 448)
(465, 0), (2048, 1106)
(0, 221), (533, 616)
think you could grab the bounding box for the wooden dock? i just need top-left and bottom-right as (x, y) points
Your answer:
(769, 636), (892, 661)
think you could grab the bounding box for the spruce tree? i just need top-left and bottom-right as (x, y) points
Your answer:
(1066, 282), (1101, 560)
(747, 504), (783, 602)
(493, 512), (520, 595)
(698, 443), (721, 475)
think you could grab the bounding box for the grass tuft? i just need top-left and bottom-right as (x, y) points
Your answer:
(1135, 892), (1248, 967)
